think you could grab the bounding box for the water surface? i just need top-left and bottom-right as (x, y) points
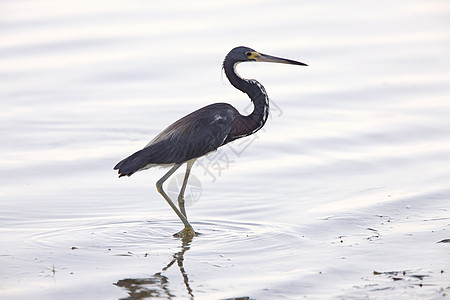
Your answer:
(1, 0), (450, 299)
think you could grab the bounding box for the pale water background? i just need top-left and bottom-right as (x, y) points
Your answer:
(1, 1), (450, 299)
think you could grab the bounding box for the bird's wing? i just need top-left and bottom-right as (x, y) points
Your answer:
(114, 103), (239, 176)
(149, 103), (238, 163)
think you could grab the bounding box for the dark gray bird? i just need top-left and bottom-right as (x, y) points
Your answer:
(114, 46), (307, 237)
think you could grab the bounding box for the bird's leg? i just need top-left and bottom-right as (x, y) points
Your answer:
(177, 159), (196, 218)
(156, 164), (195, 236)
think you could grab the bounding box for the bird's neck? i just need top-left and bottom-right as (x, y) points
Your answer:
(224, 62), (270, 139)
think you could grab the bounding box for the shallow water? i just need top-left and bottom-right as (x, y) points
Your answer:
(1, 0), (450, 299)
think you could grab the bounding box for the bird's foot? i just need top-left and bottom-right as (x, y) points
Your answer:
(173, 226), (198, 239)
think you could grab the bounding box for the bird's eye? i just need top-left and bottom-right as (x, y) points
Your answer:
(245, 52), (251, 57)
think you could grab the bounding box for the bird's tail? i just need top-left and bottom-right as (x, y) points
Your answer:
(114, 148), (152, 177)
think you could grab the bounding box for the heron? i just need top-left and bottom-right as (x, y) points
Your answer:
(114, 46), (307, 237)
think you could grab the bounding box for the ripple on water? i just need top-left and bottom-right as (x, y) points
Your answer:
(24, 217), (179, 252)
(24, 216), (305, 256)
(190, 219), (305, 254)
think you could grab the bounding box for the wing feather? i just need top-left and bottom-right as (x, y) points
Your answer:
(114, 103), (239, 176)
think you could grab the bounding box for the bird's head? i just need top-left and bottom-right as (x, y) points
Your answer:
(225, 46), (308, 66)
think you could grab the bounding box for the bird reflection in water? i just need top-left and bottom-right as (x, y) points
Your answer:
(114, 235), (252, 299)
(114, 235), (194, 299)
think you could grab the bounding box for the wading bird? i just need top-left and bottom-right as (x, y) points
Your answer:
(114, 46), (307, 237)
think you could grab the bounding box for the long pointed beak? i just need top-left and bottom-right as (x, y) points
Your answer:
(256, 52), (308, 66)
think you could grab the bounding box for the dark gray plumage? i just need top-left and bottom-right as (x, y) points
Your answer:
(114, 103), (239, 177)
(114, 46), (307, 237)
